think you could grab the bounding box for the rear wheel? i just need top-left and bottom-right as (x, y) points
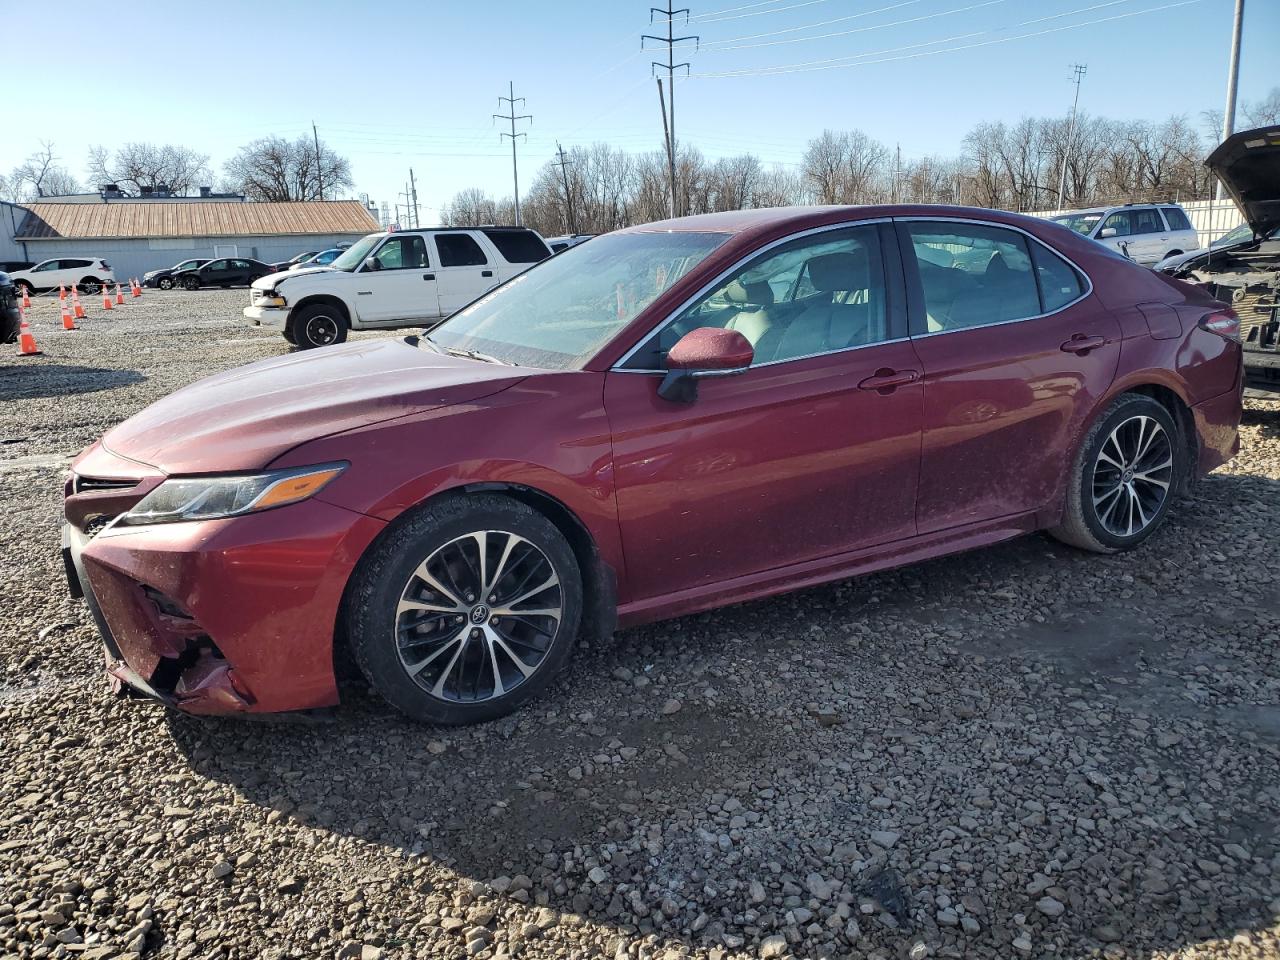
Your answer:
(78, 277), (102, 295)
(291, 303), (348, 349)
(182, 276), (200, 291)
(1051, 394), (1184, 553)
(348, 495), (582, 724)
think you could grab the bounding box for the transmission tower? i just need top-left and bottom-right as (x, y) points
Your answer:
(494, 82), (532, 226)
(643, 3), (697, 218)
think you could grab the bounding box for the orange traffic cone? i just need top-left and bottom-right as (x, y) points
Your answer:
(17, 309), (41, 356)
(61, 300), (77, 331)
(72, 286), (85, 319)
(114, 282), (124, 305)
(21, 285), (31, 309)
(131, 278), (141, 297)
(59, 284), (66, 303)
(102, 285), (113, 310)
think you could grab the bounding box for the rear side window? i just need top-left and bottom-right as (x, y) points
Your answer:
(906, 222), (1041, 332)
(1030, 242), (1085, 312)
(1132, 208), (1165, 234)
(482, 229), (550, 263)
(436, 233), (488, 267)
(63, 259), (91, 269)
(1162, 206), (1193, 231)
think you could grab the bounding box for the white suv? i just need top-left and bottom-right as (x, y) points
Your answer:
(9, 257), (116, 294)
(244, 227), (551, 349)
(1050, 204), (1199, 265)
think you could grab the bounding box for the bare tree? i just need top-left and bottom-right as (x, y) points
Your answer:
(223, 136), (353, 202)
(6, 141), (82, 200)
(85, 142), (211, 196)
(1243, 87), (1280, 127)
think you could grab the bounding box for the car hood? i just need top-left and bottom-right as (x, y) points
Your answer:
(1206, 126), (1280, 237)
(101, 339), (526, 474)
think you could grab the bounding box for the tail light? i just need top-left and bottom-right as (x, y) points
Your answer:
(1199, 308), (1240, 342)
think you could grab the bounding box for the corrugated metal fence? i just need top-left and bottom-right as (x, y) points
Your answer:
(1027, 199), (1245, 247)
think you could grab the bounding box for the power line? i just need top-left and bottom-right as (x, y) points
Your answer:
(494, 81), (532, 226)
(688, 0), (1199, 78)
(700, 0), (924, 46)
(644, 2), (699, 217)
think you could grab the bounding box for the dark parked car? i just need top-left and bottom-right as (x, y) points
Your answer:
(172, 257), (274, 290)
(0, 261), (34, 274)
(143, 258), (211, 290)
(0, 272), (20, 343)
(1157, 126), (1280, 394)
(64, 204), (1242, 724)
(269, 251), (319, 273)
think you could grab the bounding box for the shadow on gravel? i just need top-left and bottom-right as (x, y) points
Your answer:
(165, 469), (1280, 959)
(0, 364), (146, 400)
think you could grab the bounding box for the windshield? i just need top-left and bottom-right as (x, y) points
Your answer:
(1213, 223), (1255, 247)
(427, 230), (729, 370)
(1052, 212), (1104, 236)
(330, 234), (383, 272)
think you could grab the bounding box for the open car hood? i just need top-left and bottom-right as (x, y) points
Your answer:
(1206, 126), (1280, 237)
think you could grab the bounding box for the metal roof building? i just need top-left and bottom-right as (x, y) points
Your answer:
(0, 197), (380, 281)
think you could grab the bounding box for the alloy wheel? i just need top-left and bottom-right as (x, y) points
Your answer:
(395, 530), (562, 703)
(1091, 414), (1173, 538)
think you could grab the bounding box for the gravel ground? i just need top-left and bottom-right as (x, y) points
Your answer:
(1, 289), (1278, 960)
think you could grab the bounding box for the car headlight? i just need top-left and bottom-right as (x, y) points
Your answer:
(119, 463), (346, 526)
(257, 290), (287, 307)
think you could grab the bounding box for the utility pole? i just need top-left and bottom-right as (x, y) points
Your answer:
(554, 142), (577, 235)
(409, 168), (420, 228)
(1055, 64), (1088, 210)
(656, 79), (676, 219)
(494, 81), (532, 226)
(894, 144), (902, 203)
(644, 3), (697, 218)
(313, 121), (323, 200)
(1217, 0), (1245, 200)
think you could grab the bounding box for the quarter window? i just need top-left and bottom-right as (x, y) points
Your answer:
(1030, 243), (1085, 312)
(436, 233), (489, 267)
(625, 225), (889, 369)
(906, 222), (1041, 333)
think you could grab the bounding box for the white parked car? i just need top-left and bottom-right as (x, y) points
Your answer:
(9, 257), (116, 294)
(1050, 203), (1199, 265)
(244, 227), (551, 349)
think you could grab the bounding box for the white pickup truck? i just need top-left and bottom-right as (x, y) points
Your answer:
(243, 227), (551, 348)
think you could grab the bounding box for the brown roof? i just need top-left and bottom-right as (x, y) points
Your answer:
(16, 200), (379, 240)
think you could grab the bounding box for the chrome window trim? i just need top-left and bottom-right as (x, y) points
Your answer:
(610, 217), (893, 373)
(895, 215), (1095, 338)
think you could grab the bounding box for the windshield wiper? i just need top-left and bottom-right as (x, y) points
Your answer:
(447, 345), (515, 366)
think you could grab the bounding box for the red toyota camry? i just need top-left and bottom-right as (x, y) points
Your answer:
(63, 206), (1243, 724)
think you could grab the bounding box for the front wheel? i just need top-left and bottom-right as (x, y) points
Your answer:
(347, 495), (582, 725)
(290, 304), (348, 349)
(157, 277), (174, 290)
(1050, 394), (1184, 553)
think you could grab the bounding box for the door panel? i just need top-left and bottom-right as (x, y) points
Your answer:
(898, 219), (1121, 533)
(433, 233), (493, 316)
(605, 342), (924, 602)
(358, 234), (438, 324)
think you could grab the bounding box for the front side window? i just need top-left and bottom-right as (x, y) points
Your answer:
(436, 233), (489, 267)
(1100, 211), (1133, 237)
(1162, 207), (1193, 231)
(625, 225), (888, 369)
(206, 260), (228, 271)
(372, 235), (428, 270)
(33, 261), (58, 272)
(428, 230), (727, 370)
(1132, 208), (1165, 234)
(907, 222), (1041, 332)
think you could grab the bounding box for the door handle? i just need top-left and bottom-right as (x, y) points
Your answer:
(423, 273), (435, 281)
(858, 368), (919, 393)
(1060, 334), (1107, 354)
(481, 269), (493, 278)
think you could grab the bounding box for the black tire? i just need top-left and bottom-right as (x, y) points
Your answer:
(157, 277), (174, 290)
(347, 494), (582, 725)
(182, 276), (200, 291)
(282, 324), (297, 345)
(291, 303), (348, 349)
(14, 280), (33, 295)
(77, 277), (102, 295)
(1050, 393), (1185, 553)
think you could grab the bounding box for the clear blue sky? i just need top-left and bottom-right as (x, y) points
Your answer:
(5, 0), (1276, 224)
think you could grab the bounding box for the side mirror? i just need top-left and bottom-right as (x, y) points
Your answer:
(658, 327), (754, 402)
(1098, 227), (1117, 239)
(362, 259), (381, 272)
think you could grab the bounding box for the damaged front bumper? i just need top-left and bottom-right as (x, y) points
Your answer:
(63, 442), (387, 716)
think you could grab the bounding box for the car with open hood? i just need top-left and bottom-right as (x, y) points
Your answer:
(64, 204), (1242, 725)
(1157, 126), (1280, 394)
